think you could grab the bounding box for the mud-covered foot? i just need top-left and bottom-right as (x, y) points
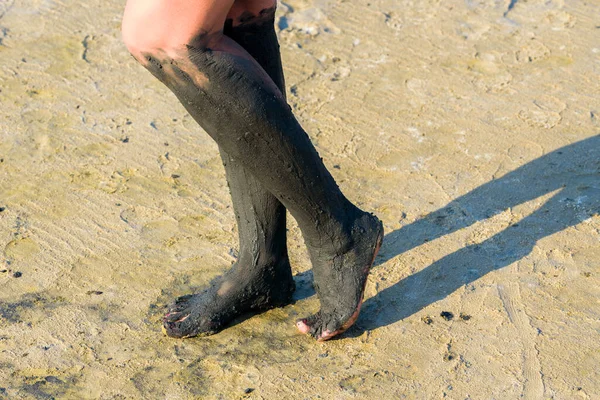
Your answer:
(163, 259), (295, 338)
(296, 212), (383, 341)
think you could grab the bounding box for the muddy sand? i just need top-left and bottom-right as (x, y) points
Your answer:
(1, 0), (599, 398)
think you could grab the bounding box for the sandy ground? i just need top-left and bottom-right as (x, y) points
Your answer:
(1, 0), (599, 398)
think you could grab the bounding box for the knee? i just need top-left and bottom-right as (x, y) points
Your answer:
(121, 8), (166, 61)
(122, 5), (216, 87)
(121, 3), (193, 61)
(121, 1), (224, 62)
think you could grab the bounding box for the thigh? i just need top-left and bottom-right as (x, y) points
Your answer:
(122, 0), (235, 53)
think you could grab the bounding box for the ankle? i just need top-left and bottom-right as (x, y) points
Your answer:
(236, 248), (289, 269)
(303, 209), (360, 251)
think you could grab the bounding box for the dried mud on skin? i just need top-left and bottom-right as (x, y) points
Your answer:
(1, 0), (599, 398)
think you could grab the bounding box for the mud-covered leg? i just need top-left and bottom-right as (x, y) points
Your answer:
(122, 0), (383, 340)
(164, 6), (296, 338)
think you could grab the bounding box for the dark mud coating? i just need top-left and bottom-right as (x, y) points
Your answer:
(163, 8), (295, 338)
(138, 7), (383, 339)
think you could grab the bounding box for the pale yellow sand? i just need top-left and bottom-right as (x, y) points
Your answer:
(1, 0), (599, 398)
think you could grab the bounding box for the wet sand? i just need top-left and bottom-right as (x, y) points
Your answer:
(1, 0), (599, 398)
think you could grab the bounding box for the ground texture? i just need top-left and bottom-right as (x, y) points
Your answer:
(0, 0), (599, 398)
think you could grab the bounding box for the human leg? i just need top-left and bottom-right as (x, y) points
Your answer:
(162, 3), (295, 338)
(122, 0), (383, 340)
(220, 0), (291, 289)
(219, 2), (288, 278)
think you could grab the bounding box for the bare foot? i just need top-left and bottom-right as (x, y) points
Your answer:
(163, 259), (294, 338)
(296, 212), (383, 341)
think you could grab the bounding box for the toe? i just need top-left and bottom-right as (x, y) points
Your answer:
(163, 313), (190, 338)
(165, 313), (189, 323)
(163, 299), (199, 338)
(163, 313), (202, 338)
(164, 310), (184, 327)
(295, 312), (320, 336)
(296, 313), (328, 338)
(171, 294), (196, 311)
(163, 319), (185, 338)
(296, 319), (311, 334)
(298, 300), (365, 341)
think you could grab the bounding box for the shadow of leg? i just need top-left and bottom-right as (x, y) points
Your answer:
(375, 135), (600, 266)
(353, 178), (598, 334)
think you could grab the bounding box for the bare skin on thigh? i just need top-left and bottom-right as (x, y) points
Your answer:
(121, 0), (383, 341)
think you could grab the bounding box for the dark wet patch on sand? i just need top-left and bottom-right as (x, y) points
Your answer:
(14, 369), (80, 400)
(0, 293), (68, 325)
